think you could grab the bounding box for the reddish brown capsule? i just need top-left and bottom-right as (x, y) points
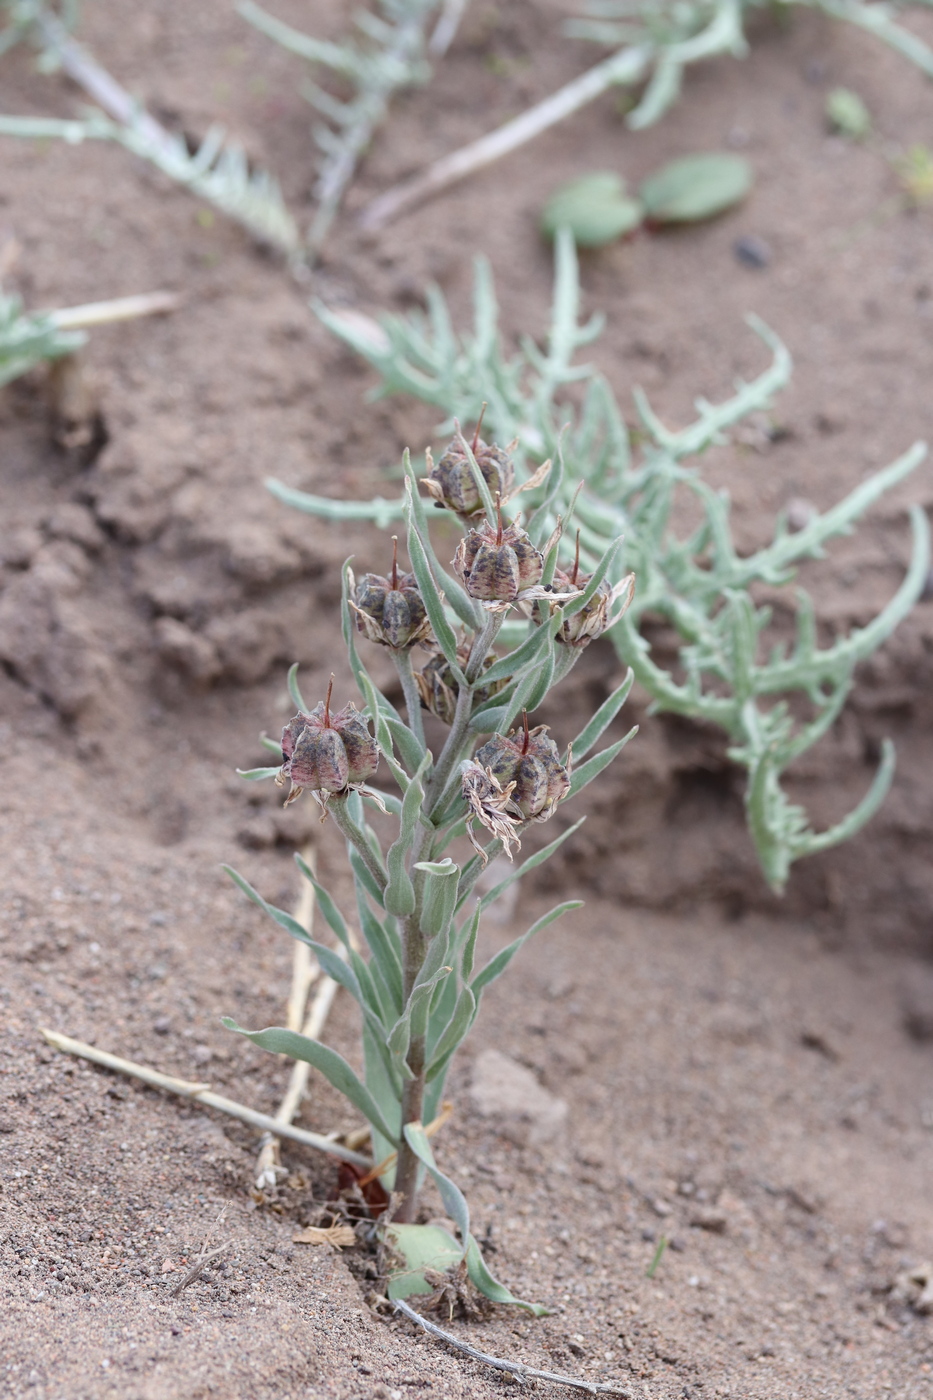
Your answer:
(277, 679), (379, 807)
(473, 716), (570, 823)
(349, 540), (431, 650)
(532, 533), (635, 647)
(422, 417), (515, 520)
(453, 516), (544, 605)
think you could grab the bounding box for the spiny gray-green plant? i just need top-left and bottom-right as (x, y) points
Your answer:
(268, 231), (930, 892)
(225, 438), (635, 1308)
(239, 0), (442, 255)
(0, 284), (84, 387)
(0, 2), (299, 254)
(568, 0), (933, 131)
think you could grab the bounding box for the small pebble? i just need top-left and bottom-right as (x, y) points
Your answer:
(733, 235), (772, 269)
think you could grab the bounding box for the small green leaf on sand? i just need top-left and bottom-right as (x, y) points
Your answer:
(385, 1223), (462, 1299)
(826, 87), (872, 141)
(639, 152), (752, 223)
(541, 172), (644, 247)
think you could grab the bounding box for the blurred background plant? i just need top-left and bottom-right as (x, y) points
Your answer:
(271, 233), (930, 892)
(0, 0), (300, 254)
(360, 0), (933, 226)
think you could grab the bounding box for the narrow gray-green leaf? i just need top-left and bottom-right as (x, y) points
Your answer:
(569, 668), (634, 762)
(294, 854), (351, 950)
(471, 901), (582, 997)
(286, 662), (309, 713)
(567, 728), (638, 800)
(402, 1122), (470, 1247)
(222, 1021), (398, 1146)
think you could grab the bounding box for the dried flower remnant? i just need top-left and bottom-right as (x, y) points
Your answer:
(422, 415), (516, 520)
(532, 533), (635, 647)
(460, 759), (522, 862)
(415, 645), (508, 725)
(276, 676), (379, 808)
(349, 537), (432, 650)
(473, 715), (571, 822)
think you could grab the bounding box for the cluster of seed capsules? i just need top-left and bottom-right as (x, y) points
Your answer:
(276, 433), (628, 846)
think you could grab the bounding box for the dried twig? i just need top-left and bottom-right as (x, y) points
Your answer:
(256, 847), (357, 1188)
(170, 1241), (231, 1299)
(392, 1298), (632, 1396)
(47, 291), (180, 330)
(39, 1028), (372, 1169)
(358, 43), (650, 228)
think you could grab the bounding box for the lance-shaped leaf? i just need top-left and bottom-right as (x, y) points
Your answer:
(481, 608), (563, 686)
(425, 985), (476, 1082)
(286, 662), (309, 713)
(471, 901), (583, 999)
(464, 1235), (549, 1317)
(405, 488), (465, 676)
(384, 756), (430, 916)
(236, 765), (281, 781)
(566, 728), (638, 801)
(294, 854), (351, 950)
(224, 865), (313, 946)
(567, 668), (634, 763)
(402, 1121), (470, 1245)
(461, 817), (586, 912)
(401, 1125), (548, 1314)
(223, 1021), (399, 1146)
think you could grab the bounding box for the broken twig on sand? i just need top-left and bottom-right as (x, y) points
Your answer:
(392, 1297), (633, 1396)
(39, 1028), (372, 1169)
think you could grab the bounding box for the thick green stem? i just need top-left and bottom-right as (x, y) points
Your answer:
(329, 796), (387, 893)
(393, 648), (426, 751)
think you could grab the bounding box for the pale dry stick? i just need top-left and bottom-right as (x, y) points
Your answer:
(39, 1029), (373, 1170)
(285, 856), (319, 1034)
(392, 1298), (633, 1397)
(256, 850), (359, 1188)
(358, 43), (651, 229)
(48, 291), (180, 330)
(428, 0), (469, 57)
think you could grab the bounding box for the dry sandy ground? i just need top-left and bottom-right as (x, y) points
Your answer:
(2, 2), (933, 1397)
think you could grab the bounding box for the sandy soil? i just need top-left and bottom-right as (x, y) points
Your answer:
(2, 3), (933, 1397)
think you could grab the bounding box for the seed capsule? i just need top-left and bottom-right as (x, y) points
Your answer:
(453, 517), (544, 604)
(473, 717), (570, 823)
(277, 679), (379, 807)
(414, 645), (507, 726)
(531, 534), (635, 646)
(349, 540), (431, 650)
(422, 421), (515, 520)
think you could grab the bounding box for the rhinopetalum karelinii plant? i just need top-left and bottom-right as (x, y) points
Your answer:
(224, 437), (636, 1310)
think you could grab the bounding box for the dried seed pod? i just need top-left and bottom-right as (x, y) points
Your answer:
(277, 679), (379, 807)
(532, 534), (635, 646)
(473, 716), (571, 822)
(414, 645), (508, 726)
(453, 514), (544, 605)
(422, 419), (515, 520)
(349, 539), (432, 650)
